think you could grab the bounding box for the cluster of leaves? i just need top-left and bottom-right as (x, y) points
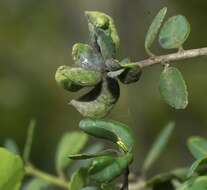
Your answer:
(55, 11), (142, 118)
(0, 7), (202, 190)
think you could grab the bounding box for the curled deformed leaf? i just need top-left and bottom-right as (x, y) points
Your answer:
(69, 167), (88, 190)
(79, 118), (134, 152)
(145, 7), (167, 56)
(88, 153), (133, 183)
(72, 43), (104, 71)
(55, 66), (83, 92)
(70, 77), (120, 118)
(55, 65), (102, 92)
(187, 136), (207, 159)
(143, 121), (175, 173)
(159, 66), (188, 109)
(159, 15), (190, 49)
(118, 65), (142, 84)
(95, 28), (116, 60)
(85, 11), (120, 50)
(55, 132), (88, 173)
(177, 176), (207, 190)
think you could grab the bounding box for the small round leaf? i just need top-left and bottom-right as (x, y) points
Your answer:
(159, 66), (188, 109)
(159, 15), (190, 49)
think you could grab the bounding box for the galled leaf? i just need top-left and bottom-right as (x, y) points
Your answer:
(0, 148), (24, 190)
(143, 121), (175, 173)
(79, 118), (134, 152)
(187, 136), (207, 159)
(89, 153), (133, 183)
(159, 15), (190, 49)
(159, 66), (188, 109)
(72, 43), (104, 71)
(70, 77), (120, 118)
(145, 7), (167, 56)
(55, 132), (88, 173)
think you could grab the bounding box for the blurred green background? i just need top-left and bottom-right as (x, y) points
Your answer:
(1, 0), (207, 178)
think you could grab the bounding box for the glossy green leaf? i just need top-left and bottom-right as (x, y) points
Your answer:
(4, 139), (20, 155)
(187, 136), (207, 159)
(69, 149), (117, 160)
(89, 153), (133, 183)
(176, 176), (207, 190)
(85, 11), (120, 49)
(71, 77), (120, 118)
(0, 147), (24, 190)
(145, 7), (167, 56)
(55, 132), (88, 173)
(25, 178), (48, 190)
(159, 15), (190, 49)
(143, 121), (175, 173)
(79, 118), (134, 152)
(159, 67), (188, 109)
(188, 157), (207, 177)
(69, 168), (88, 190)
(72, 43), (104, 71)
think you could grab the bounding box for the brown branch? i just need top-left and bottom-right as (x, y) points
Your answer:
(133, 47), (207, 68)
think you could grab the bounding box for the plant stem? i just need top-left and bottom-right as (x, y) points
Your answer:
(25, 164), (68, 189)
(133, 47), (207, 68)
(121, 167), (129, 190)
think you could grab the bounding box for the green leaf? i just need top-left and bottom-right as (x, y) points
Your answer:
(145, 7), (167, 56)
(71, 77), (120, 118)
(0, 147), (24, 190)
(147, 168), (188, 187)
(4, 139), (20, 155)
(72, 43), (104, 71)
(25, 178), (48, 190)
(79, 118), (134, 152)
(89, 153), (133, 183)
(187, 136), (207, 159)
(143, 121), (175, 173)
(69, 168), (88, 190)
(159, 66), (188, 109)
(95, 28), (116, 60)
(81, 187), (100, 190)
(188, 157), (207, 177)
(176, 176), (207, 190)
(55, 132), (88, 173)
(85, 11), (120, 50)
(159, 15), (190, 49)
(69, 149), (117, 160)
